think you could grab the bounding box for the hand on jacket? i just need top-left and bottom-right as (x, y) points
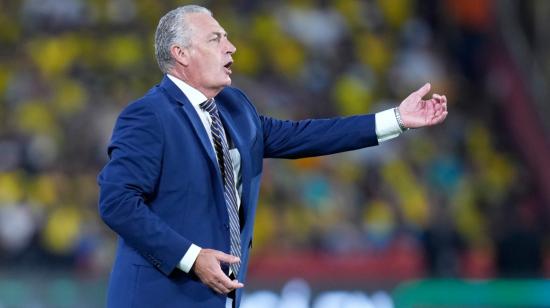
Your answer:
(398, 83), (448, 129)
(192, 248), (244, 294)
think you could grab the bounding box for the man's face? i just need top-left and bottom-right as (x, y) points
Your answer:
(183, 13), (236, 96)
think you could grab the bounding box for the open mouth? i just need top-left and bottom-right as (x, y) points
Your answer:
(224, 61), (233, 73)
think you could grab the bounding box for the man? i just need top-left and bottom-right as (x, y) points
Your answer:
(98, 5), (447, 308)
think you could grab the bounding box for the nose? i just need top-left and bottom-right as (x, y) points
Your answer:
(226, 39), (236, 55)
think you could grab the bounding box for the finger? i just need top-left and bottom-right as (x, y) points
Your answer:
(433, 100), (443, 113)
(232, 279), (245, 288)
(215, 280), (231, 294)
(427, 100), (435, 118)
(415, 82), (431, 98)
(209, 281), (226, 294)
(213, 286), (227, 294)
(433, 94), (448, 106)
(435, 111), (448, 124)
(209, 274), (233, 294)
(221, 281), (243, 293)
(217, 274), (244, 291)
(215, 251), (240, 264)
(211, 286), (222, 294)
(439, 112), (448, 124)
(435, 109), (445, 118)
(426, 98), (440, 106)
(425, 99), (435, 112)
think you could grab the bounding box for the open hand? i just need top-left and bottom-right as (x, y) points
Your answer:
(192, 248), (244, 294)
(398, 83), (448, 129)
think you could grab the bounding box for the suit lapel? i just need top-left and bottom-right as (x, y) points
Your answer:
(159, 76), (219, 175)
(159, 77), (230, 225)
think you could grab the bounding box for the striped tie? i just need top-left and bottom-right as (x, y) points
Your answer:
(200, 98), (241, 276)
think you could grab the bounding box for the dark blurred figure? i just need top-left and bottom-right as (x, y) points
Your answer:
(422, 204), (465, 277)
(496, 199), (543, 277)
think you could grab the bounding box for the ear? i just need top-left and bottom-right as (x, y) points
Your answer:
(170, 45), (189, 67)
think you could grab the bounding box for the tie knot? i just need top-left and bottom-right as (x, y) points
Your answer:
(199, 98), (217, 115)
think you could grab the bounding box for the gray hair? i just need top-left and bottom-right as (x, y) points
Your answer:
(154, 5), (212, 73)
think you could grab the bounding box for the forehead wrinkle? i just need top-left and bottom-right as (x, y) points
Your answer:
(187, 14), (222, 36)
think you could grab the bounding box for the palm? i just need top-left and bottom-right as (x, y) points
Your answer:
(399, 83), (448, 129)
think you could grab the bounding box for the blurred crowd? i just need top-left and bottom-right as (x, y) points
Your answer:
(0, 0), (548, 279)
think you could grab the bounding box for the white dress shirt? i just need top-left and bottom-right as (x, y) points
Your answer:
(166, 74), (403, 274)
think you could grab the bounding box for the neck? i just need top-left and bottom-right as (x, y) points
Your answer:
(167, 70), (221, 99)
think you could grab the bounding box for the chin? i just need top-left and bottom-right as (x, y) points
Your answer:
(209, 77), (232, 91)
(222, 77), (232, 86)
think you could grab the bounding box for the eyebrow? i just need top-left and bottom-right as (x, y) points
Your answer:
(209, 31), (227, 39)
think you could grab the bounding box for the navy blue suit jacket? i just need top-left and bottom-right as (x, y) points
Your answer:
(98, 75), (379, 307)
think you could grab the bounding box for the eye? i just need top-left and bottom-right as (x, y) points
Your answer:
(209, 34), (221, 42)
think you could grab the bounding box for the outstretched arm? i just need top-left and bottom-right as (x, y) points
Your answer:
(259, 83), (447, 159)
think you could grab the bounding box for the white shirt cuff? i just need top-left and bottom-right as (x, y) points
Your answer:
(375, 108), (402, 143)
(177, 244), (202, 273)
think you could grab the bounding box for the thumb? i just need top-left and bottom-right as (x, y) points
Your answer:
(415, 82), (431, 98)
(215, 251), (240, 264)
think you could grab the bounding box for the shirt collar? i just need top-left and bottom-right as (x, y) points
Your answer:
(167, 74), (208, 108)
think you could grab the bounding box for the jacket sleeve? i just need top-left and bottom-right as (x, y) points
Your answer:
(261, 115), (379, 159)
(97, 100), (191, 276)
